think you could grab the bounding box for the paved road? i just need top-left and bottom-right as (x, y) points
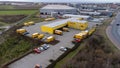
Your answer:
(106, 12), (120, 49)
(0, 26), (10, 34)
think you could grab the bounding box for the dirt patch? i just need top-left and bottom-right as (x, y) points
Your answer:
(0, 15), (27, 24)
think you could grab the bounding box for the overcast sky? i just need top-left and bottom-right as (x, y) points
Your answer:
(0, 0), (120, 3)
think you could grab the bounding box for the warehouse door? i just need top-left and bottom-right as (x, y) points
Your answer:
(58, 12), (60, 14)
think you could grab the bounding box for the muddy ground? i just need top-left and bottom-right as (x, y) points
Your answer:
(0, 15), (26, 23)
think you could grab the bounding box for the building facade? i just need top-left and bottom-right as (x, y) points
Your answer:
(40, 5), (78, 17)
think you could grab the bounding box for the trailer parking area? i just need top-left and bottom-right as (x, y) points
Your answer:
(8, 29), (80, 68)
(8, 19), (98, 68)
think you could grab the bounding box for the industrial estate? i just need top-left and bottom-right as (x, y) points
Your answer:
(0, 1), (120, 68)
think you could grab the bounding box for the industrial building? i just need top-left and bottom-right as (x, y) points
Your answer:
(67, 19), (88, 30)
(62, 14), (93, 20)
(97, 10), (113, 17)
(41, 18), (88, 34)
(41, 19), (69, 34)
(40, 5), (78, 17)
(80, 11), (101, 16)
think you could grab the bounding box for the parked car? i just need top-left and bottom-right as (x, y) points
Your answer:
(34, 64), (42, 68)
(60, 47), (67, 51)
(23, 32), (29, 35)
(41, 44), (50, 50)
(72, 38), (81, 44)
(38, 47), (45, 51)
(33, 48), (41, 54)
(116, 24), (120, 26)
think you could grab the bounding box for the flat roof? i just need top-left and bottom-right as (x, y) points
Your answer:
(44, 18), (70, 27)
(43, 18), (87, 28)
(41, 5), (76, 10)
(80, 11), (101, 15)
(68, 18), (88, 23)
(63, 14), (91, 18)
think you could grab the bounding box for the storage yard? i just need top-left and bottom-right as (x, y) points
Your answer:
(8, 16), (99, 68)
(2, 4), (113, 68)
(5, 4), (109, 68)
(0, 2), (118, 68)
(9, 28), (80, 68)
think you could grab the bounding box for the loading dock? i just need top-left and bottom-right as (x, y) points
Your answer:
(67, 20), (88, 30)
(41, 19), (68, 34)
(41, 18), (89, 34)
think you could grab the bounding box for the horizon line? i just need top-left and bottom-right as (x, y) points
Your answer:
(0, 1), (119, 3)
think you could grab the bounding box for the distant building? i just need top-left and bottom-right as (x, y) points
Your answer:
(40, 5), (78, 17)
(97, 10), (113, 17)
(62, 14), (93, 20)
(80, 11), (101, 16)
(11, 2), (34, 6)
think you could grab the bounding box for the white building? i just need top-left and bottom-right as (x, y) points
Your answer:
(62, 14), (93, 20)
(80, 11), (101, 16)
(40, 5), (78, 17)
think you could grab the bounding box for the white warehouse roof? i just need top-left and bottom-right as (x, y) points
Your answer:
(44, 18), (70, 27)
(41, 5), (76, 10)
(63, 14), (91, 19)
(80, 11), (101, 15)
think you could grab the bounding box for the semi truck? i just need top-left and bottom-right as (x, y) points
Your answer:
(32, 33), (45, 39)
(16, 29), (28, 35)
(45, 17), (55, 21)
(37, 34), (45, 39)
(54, 30), (63, 35)
(45, 36), (55, 43)
(24, 21), (35, 26)
(28, 21), (35, 25)
(88, 27), (96, 35)
(74, 30), (88, 39)
(72, 29), (95, 44)
(32, 33), (39, 38)
(62, 27), (69, 32)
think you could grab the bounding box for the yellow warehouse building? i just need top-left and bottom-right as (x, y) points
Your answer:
(41, 19), (68, 34)
(41, 18), (89, 34)
(67, 19), (88, 30)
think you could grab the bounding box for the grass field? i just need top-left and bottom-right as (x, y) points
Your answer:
(0, 22), (8, 26)
(0, 10), (38, 25)
(0, 36), (32, 67)
(24, 12), (44, 23)
(0, 5), (15, 9)
(0, 10), (38, 15)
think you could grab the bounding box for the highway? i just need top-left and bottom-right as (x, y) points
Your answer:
(106, 12), (120, 49)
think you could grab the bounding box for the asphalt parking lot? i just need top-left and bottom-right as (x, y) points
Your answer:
(8, 19), (98, 68)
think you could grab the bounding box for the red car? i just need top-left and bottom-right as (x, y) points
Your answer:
(33, 48), (41, 54)
(72, 38), (81, 44)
